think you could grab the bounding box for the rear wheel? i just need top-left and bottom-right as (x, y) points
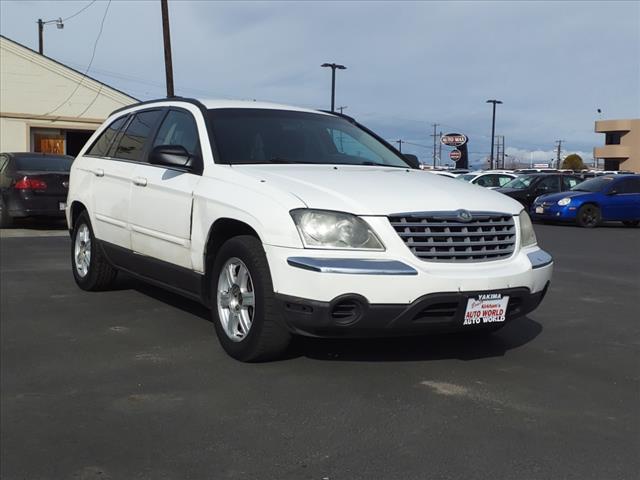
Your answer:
(622, 220), (639, 227)
(576, 204), (601, 228)
(71, 211), (118, 290)
(211, 235), (291, 362)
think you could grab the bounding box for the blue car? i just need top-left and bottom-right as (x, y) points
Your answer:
(531, 175), (640, 227)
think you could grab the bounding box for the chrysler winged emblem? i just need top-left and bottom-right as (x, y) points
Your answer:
(456, 209), (472, 222)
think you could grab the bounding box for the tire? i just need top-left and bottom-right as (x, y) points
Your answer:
(211, 235), (291, 362)
(576, 204), (601, 228)
(622, 220), (639, 227)
(71, 211), (118, 291)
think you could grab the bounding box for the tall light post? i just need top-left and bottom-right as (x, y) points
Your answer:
(37, 17), (64, 55)
(321, 63), (346, 112)
(486, 99), (502, 170)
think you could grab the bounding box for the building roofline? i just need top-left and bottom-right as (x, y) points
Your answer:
(0, 34), (138, 103)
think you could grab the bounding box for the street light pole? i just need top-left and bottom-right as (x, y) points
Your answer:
(321, 63), (346, 112)
(36, 17), (64, 55)
(486, 99), (502, 170)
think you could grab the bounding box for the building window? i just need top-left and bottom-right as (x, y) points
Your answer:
(605, 132), (623, 145)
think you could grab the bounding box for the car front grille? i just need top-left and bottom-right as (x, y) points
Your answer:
(388, 211), (516, 262)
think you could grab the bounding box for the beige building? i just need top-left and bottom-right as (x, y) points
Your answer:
(0, 35), (136, 156)
(594, 119), (640, 172)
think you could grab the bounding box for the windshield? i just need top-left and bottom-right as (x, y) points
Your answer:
(457, 174), (476, 182)
(14, 155), (73, 172)
(208, 109), (411, 168)
(502, 175), (535, 189)
(571, 176), (614, 192)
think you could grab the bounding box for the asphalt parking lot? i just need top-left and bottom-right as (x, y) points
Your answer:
(1, 223), (639, 480)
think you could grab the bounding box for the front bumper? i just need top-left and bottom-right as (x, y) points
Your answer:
(276, 283), (550, 337)
(530, 203), (578, 221)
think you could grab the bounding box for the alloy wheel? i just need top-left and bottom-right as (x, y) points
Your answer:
(216, 257), (255, 342)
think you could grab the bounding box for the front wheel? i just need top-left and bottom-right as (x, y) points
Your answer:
(576, 204), (601, 228)
(622, 220), (639, 227)
(211, 235), (291, 362)
(71, 211), (118, 290)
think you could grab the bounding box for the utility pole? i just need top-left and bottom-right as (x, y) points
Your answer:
(337, 106), (347, 114)
(160, 0), (174, 97)
(438, 130), (442, 167)
(555, 140), (564, 169)
(495, 135), (505, 169)
(396, 139), (404, 153)
(430, 123), (439, 168)
(486, 99), (502, 170)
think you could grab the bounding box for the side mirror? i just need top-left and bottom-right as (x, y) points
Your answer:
(403, 154), (420, 169)
(607, 189), (618, 196)
(149, 145), (192, 169)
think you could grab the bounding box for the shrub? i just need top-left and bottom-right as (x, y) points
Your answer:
(561, 154), (585, 170)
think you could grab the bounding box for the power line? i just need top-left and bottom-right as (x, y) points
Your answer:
(44, 0), (112, 117)
(62, 0), (98, 22)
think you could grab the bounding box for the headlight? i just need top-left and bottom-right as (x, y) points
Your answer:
(557, 197), (571, 206)
(290, 209), (384, 250)
(518, 210), (537, 248)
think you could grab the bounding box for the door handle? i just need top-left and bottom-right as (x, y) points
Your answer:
(133, 177), (148, 187)
(93, 168), (104, 177)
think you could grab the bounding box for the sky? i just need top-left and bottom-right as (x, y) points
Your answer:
(1, 0), (639, 168)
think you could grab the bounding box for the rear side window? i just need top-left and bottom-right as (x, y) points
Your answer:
(87, 116), (128, 157)
(152, 110), (200, 156)
(113, 110), (164, 162)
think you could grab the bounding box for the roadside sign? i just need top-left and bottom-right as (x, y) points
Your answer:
(449, 149), (462, 162)
(441, 133), (467, 147)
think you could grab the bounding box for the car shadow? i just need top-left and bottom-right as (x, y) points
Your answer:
(3, 217), (68, 230)
(112, 272), (211, 322)
(114, 271), (543, 363)
(291, 316), (543, 362)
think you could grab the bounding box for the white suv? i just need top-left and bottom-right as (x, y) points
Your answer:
(66, 98), (553, 361)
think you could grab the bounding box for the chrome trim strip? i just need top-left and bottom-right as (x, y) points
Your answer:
(527, 249), (553, 269)
(287, 257), (418, 275)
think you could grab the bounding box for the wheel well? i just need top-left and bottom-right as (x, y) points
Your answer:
(69, 201), (87, 230)
(202, 218), (260, 305)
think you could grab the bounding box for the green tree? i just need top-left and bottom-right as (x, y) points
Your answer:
(561, 153), (585, 170)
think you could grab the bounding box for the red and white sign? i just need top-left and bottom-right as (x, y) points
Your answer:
(449, 149), (462, 162)
(463, 294), (509, 325)
(440, 133), (467, 147)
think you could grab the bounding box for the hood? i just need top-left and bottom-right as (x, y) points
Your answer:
(495, 187), (527, 196)
(537, 190), (591, 202)
(233, 164), (524, 215)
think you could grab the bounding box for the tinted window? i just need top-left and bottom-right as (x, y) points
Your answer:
(13, 155), (73, 172)
(152, 110), (200, 156)
(571, 176), (614, 192)
(208, 109), (410, 168)
(498, 175), (513, 186)
(616, 178), (640, 194)
(537, 176), (560, 192)
(113, 110), (164, 162)
(87, 116), (127, 157)
(562, 176), (581, 190)
(503, 175), (535, 190)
